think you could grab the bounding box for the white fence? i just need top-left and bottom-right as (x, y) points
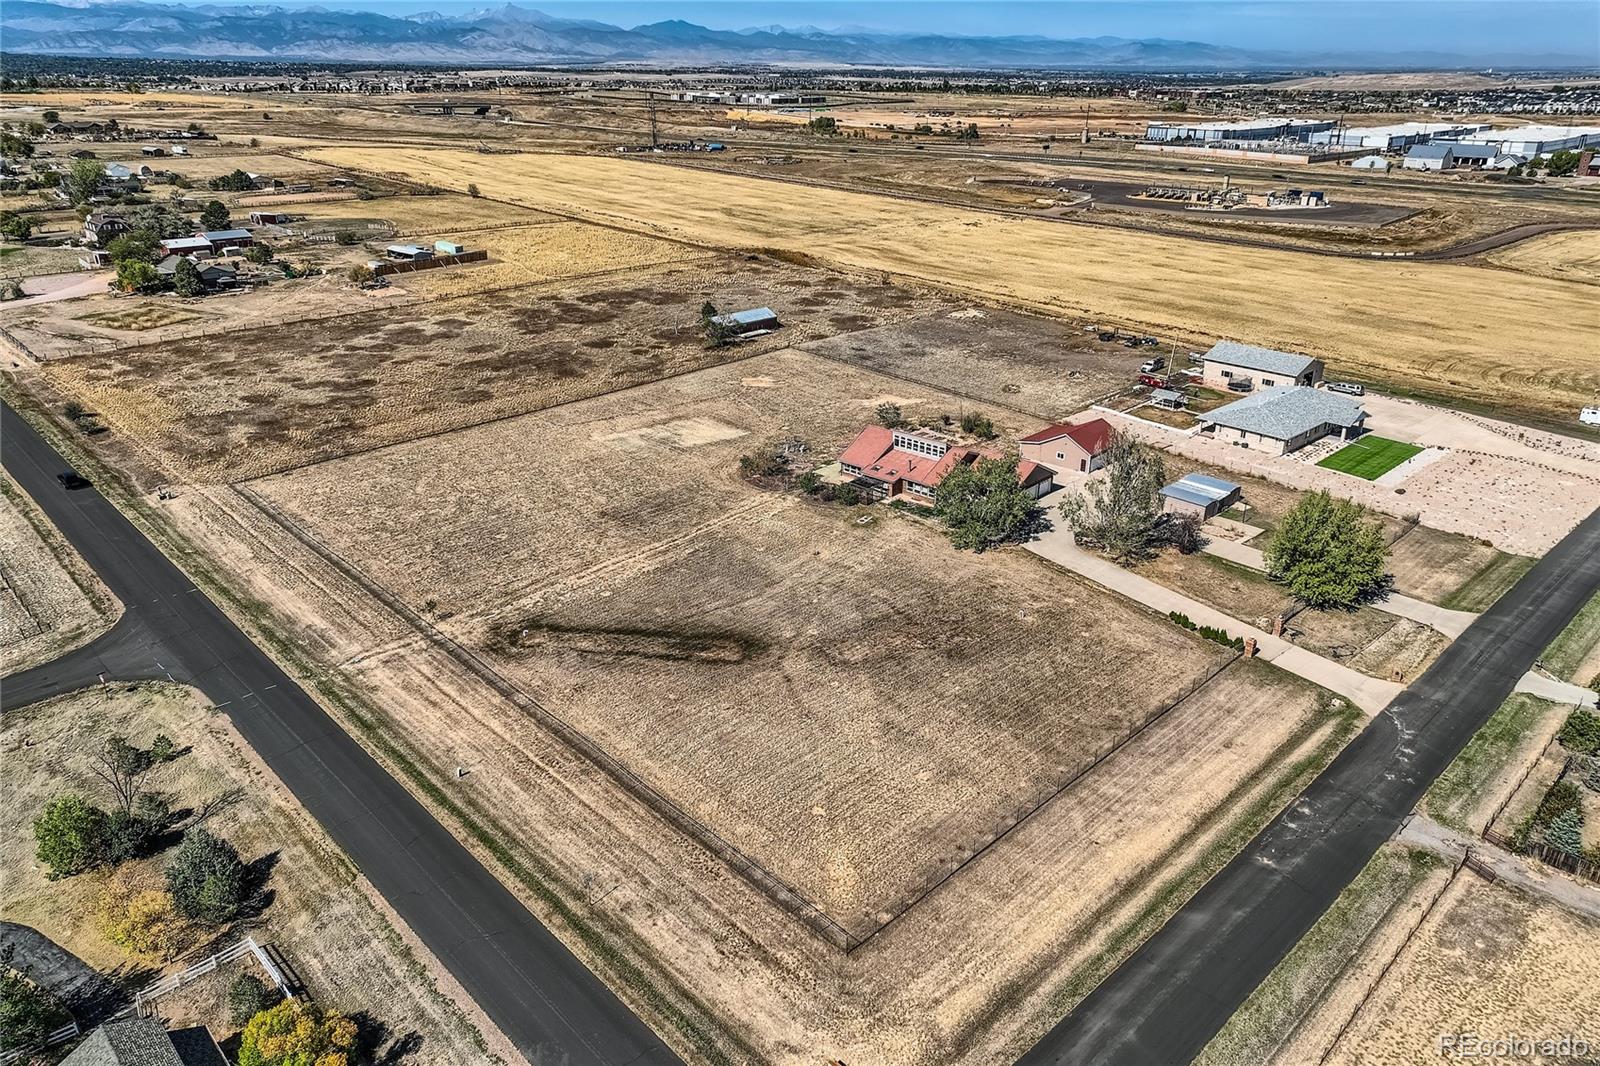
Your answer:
(133, 936), (293, 1017)
(0, 1021), (81, 1065)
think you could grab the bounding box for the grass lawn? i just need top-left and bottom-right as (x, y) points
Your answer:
(1316, 435), (1424, 480)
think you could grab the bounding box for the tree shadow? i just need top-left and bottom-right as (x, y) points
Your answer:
(349, 1010), (426, 1065)
(236, 850), (281, 923)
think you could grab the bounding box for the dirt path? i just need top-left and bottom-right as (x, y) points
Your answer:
(1396, 813), (1600, 921)
(8, 271), (111, 307)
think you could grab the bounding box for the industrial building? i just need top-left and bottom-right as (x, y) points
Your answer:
(1402, 143), (1500, 171)
(1451, 124), (1600, 157)
(1143, 118), (1333, 143)
(1309, 122), (1491, 151)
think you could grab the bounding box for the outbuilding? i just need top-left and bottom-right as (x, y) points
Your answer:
(1150, 388), (1186, 410)
(385, 244), (433, 261)
(1018, 417), (1115, 475)
(196, 228), (253, 250)
(710, 307), (781, 337)
(433, 239), (465, 255)
(248, 210), (289, 225)
(1160, 473), (1242, 521)
(1200, 340), (1323, 393)
(1349, 154), (1390, 171)
(160, 236), (213, 257)
(1198, 387), (1367, 455)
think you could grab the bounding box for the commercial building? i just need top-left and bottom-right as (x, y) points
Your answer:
(1450, 124), (1600, 157)
(1198, 388), (1367, 455)
(1402, 142), (1499, 171)
(1143, 118), (1333, 143)
(1309, 122), (1490, 151)
(1018, 418), (1115, 475)
(1200, 340), (1323, 393)
(1160, 473), (1242, 521)
(839, 426), (1054, 504)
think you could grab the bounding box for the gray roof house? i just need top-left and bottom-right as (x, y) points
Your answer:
(1200, 341), (1323, 391)
(60, 1019), (226, 1066)
(1199, 387), (1366, 456)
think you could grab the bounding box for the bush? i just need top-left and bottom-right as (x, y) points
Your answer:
(98, 868), (187, 962)
(334, 230), (358, 246)
(834, 484), (860, 506)
(238, 1001), (356, 1066)
(33, 795), (110, 879)
(875, 402), (905, 428)
(1558, 709), (1600, 755)
(1544, 806), (1585, 856)
(958, 411), (996, 439)
(466, 182), (481, 197)
(149, 734), (177, 762)
(165, 827), (246, 924)
(228, 973), (282, 1027)
(796, 470), (822, 495)
(1535, 779), (1583, 828)
(346, 263), (374, 285)
(0, 211), (32, 241)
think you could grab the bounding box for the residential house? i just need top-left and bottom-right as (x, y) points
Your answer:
(1200, 340), (1323, 393)
(1017, 417), (1115, 475)
(838, 426), (1053, 504)
(83, 211), (130, 247)
(1198, 387), (1367, 455)
(59, 1018), (226, 1066)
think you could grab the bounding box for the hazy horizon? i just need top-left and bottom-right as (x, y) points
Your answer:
(150, 0), (1598, 60)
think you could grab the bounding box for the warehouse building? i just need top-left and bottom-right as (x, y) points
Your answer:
(1143, 118), (1333, 143)
(1199, 388), (1367, 455)
(1402, 143), (1499, 171)
(1309, 122), (1490, 151)
(1450, 124), (1600, 157)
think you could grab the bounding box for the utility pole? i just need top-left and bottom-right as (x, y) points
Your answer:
(649, 101), (659, 147)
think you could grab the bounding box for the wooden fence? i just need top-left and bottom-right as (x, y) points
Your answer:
(372, 249), (488, 277)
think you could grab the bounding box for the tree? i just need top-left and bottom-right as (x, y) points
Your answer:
(238, 1000), (357, 1066)
(208, 169), (254, 192)
(466, 182), (481, 198)
(244, 243), (274, 265)
(173, 257), (204, 297)
(875, 402), (905, 429)
(115, 259), (159, 293)
(41, 110), (59, 123)
(198, 199), (230, 231)
(33, 794), (109, 879)
(97, 869), (187, 962)
(0, 212), (32, 241)
(65, 158), (104, 205)
(1264, 490), (1388, 609)
(1056, 431), (1166, 565)
(0, 132), (33, 160)
(165, 827), (246, 923)
(1545, 149), (1580, 178)
(700, 301), (735, 346)
(806, 115), (838, 135)
(346, 263), (374, 285)
(90, 735), (157, 816)
(106, 230), (159, 265)
(935, 457), (1038, 552)
(0, 949), (69, 1055)
(229, 974), (282, 1027)
(334, 230), (358, 246)
(959, 411), (996, 439)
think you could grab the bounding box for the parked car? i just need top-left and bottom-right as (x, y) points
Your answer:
(1326, 381), (1366, 396)
(57, 470), (90, 490)
(1138, 373), (1168, 388)
(1139, 357), (1166, 373)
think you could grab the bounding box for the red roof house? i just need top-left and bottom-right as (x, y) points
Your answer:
(1018, 418), (1116, 474)
(837, 426), (1055, 504)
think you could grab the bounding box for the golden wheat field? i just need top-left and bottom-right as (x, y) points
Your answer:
(1485, 229), (1600, 286)
(304, 146), (1600, 416)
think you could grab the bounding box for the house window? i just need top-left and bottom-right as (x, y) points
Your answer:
(1263, 378), (1275, 387)
(1220, 369), (1232, 378)
(1056, 451), (1065, 460)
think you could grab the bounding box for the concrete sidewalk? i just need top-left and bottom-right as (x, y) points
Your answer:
(1026, 522), (1402, 715)
(1397, 813), (1600, 922)
(1199, 534), (1479, 639)
(1515, 670), (1599, 708)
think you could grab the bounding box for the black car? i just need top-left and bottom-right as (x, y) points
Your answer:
(57, 470), (91, 490)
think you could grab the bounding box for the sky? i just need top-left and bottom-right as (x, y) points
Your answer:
(164, 0), (1600, 58)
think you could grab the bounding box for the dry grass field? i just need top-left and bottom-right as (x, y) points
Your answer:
(1314, 874), (1600, 1066)
(249, 348), (1236, 938)
(77, 305), (203, 331)
(38, 259), (952, 482)
(302, 146), (1600, 418)
(397, 219), (699, 297)
(0, 477), (118, 675)
(0, 683), (495, 1064)
(285, 191), (564, 233)
(1485, 229), (1600, 286)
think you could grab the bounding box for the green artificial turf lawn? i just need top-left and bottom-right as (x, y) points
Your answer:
(1316, 436), (1424, 480)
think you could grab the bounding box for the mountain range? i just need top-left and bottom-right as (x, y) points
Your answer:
(1, 0), (1592, 69)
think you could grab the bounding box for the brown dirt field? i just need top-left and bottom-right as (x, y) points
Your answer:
(155, 468), (1357, 1061)
(250, 348), (1235, 936)
(38, 260), (953, 483)
(1484, 229), (1600, 286)
(0, 476), (118, 675)
(1316, 874), (1600, 1066)
(301, 146), (1600, 419)
(0, 684), (496, 1064)
(798, 306), (1138, 419)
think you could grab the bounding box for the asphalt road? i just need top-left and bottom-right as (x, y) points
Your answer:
(0, 401), (679, 1066)
(1020, 503), (1600, 1066)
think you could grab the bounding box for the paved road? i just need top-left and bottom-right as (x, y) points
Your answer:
(0, 401), (679, 1066)
(1019, 502), (1600, 1066)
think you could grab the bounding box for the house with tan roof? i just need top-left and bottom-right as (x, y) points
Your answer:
(838, 426), (1055, 504)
